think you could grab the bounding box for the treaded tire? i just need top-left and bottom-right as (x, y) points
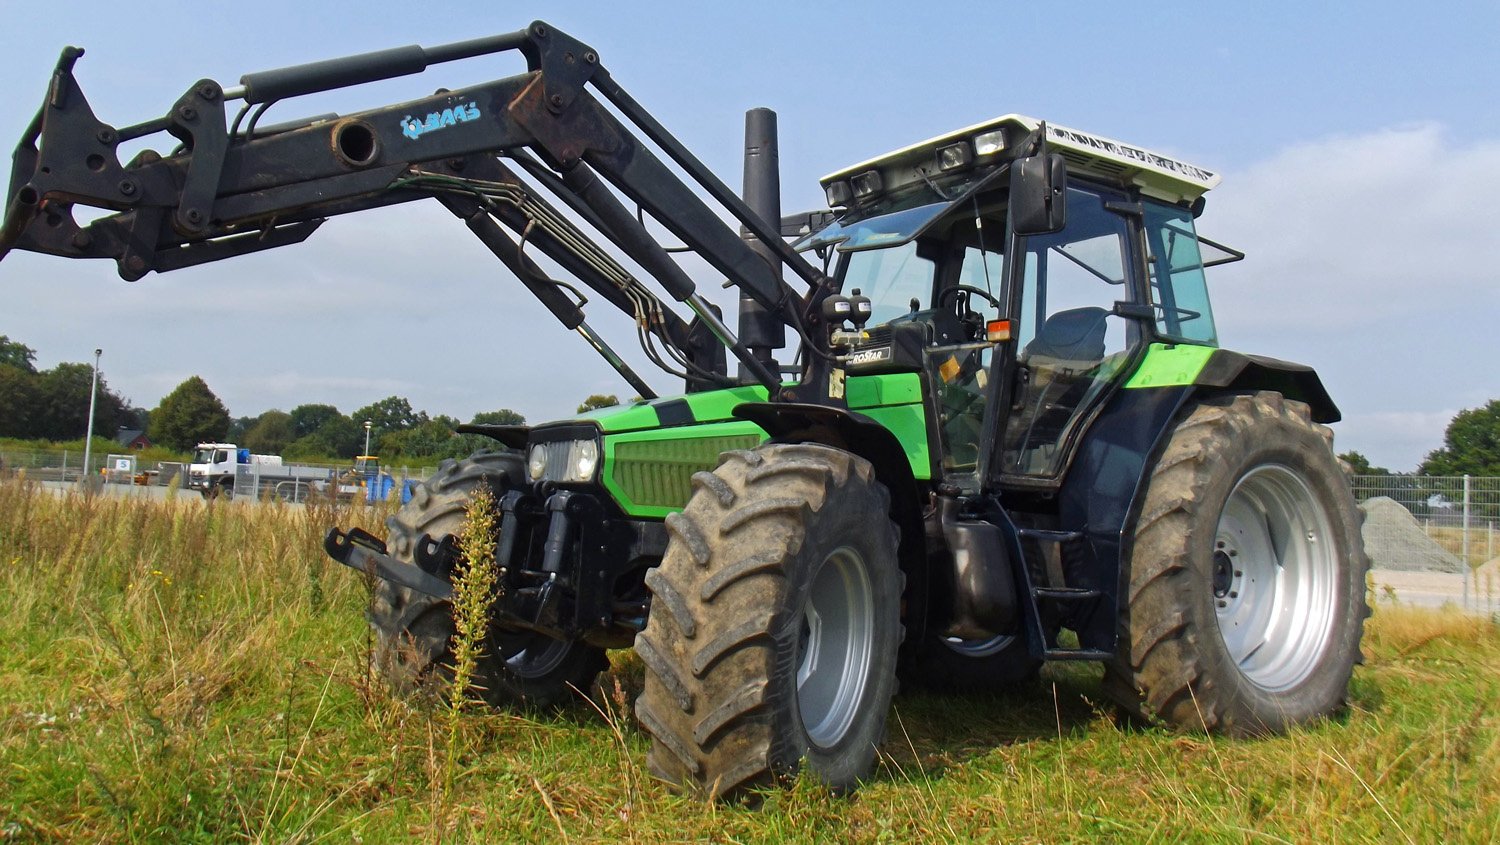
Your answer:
(635, 443), (903, 798)
(369, 451), (607, 709)
(1104, 391), (1370, 735)
(904, 633), (1039, 692)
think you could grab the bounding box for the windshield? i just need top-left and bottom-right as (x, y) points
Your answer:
(192, 448), (215, 464)
(843, 243), (935, 325)
(838, 198), (1010, 326)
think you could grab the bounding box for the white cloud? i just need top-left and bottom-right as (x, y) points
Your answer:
(1208, 124), (1500, 330)
(1199, 124), (1500, 471)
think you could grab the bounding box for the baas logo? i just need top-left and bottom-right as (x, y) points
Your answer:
(401, 102), (482, 140)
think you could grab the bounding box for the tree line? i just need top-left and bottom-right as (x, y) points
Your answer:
(2, 336), (627, 462)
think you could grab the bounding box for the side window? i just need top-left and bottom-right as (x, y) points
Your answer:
(1144, 202), (1218, 345)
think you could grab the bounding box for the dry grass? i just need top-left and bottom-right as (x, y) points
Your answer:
(1, 478), (1496, 843)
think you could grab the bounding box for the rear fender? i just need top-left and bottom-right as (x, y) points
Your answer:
(1195, 351), (1341, 423)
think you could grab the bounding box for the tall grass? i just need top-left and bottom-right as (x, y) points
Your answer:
(1, 479), (1496, 843)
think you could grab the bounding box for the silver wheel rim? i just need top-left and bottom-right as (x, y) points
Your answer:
(1213, 464), (1338, 692)
(942, 634), (1017, 658)
(796, 546), (875, 748)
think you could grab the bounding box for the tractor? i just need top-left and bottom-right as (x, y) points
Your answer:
(0, 22), (1368, 798)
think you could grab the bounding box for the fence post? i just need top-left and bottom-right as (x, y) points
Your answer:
(1462, 474), (1470, 609)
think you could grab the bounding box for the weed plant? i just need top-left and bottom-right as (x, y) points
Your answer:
(0, 478), (1496, 842)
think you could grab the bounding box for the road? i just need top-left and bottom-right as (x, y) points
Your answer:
(1369, 568), (1499, 615)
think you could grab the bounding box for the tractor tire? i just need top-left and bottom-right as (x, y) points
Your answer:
(1105, 391), (1370, 735)
(904, 633), (1039, 692)
(635, 443), (903, 798)
(369, 451), (607, 709)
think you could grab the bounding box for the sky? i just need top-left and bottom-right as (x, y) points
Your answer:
(1, 0), (1497, 471)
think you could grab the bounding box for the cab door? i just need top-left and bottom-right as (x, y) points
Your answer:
(998, 185), (1140, 479)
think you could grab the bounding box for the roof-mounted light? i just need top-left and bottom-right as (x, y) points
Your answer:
(850, 170), (884, 200)
(936, 142), (973, 172)
(825, 180), (853, 208)
(974, 128), (1006, 156)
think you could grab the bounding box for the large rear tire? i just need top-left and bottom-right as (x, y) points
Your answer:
(635, 443), (903, 798)
(1105, 391), (1369, 735)
(369, 451), (607, 708)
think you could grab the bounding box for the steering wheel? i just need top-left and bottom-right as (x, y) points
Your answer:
(937, 284), (1002, 311)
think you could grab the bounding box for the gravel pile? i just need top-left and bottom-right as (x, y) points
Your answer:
(1360, 496), (1464, 573)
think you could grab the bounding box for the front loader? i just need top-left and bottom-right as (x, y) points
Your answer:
(0, 22), (1369, 798)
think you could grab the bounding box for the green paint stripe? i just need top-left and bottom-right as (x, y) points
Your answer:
(1124, 342), (1216, 389)
(846, 372), (923, 408)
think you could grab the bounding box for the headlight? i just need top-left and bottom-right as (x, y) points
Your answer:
(527, 438), (602, 484)
(573, 440), (599, 481)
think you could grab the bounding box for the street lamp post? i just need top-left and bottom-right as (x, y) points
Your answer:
(81, 348), (102, 487)
(363, 420), (372, 457)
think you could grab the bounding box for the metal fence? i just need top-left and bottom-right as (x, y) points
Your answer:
(0, 447), (435, 490)
(1351, 474), (1499, 612)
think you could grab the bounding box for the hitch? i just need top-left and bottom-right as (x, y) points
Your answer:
(324, 526), (453, 601)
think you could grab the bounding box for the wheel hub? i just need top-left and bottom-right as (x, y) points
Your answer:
(1212, 464), (1338, 692)
(795, 546), (874, 748)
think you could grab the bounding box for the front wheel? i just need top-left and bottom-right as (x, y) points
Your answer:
(370, 452), (607, 708)
(635, 443), (903, 798)
(1105, 391), (1369, 735)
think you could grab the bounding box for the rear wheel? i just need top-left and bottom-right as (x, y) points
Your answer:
(635, 443), (903, 798)
(1105, 391), (1369, 734)
(369, 451), (607, 708)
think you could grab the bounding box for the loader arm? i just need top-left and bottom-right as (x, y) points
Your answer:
(0, 22), (827, 393)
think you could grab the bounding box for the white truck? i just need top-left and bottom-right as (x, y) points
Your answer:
(187, 443), (334, 501)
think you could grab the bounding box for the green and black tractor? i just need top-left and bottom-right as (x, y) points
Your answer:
(1, 22), (1368, 798)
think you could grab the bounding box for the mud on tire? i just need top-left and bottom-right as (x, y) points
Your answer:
(1104, 391), (1370, 735)
(635, 443), (903, 798)
(369, 451), (606, 708)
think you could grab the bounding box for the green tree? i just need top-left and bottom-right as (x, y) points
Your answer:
(290, 403), (342, 438)
(33, 362), (128, 441)
(445, 409), (527, 458)
(470, 409), (526, 426)
(383, 416), (462, 459)
(1419, 400), (1500, 477)
(226, 415), (256, 442)
(149, 376), (231, 451)
(577, 394), (619, 414)
(1338, 450), (1391, 477)
(0, 365), (41, 438)
(243, 410), (295, 455)
(0, 336), (37, 373)
(286, 415), (363, 460)
(352, 396), (427, 445)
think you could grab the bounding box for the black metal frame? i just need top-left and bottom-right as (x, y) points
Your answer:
(0, 21), (835, 396)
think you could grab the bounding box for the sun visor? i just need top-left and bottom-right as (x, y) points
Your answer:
(795, 165), (1010, 253)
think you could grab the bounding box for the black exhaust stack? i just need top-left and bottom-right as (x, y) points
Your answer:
(738, 108), (786, 382)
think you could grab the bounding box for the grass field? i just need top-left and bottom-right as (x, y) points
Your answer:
(1, 481), (1496, 843)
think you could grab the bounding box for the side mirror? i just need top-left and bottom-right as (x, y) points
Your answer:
(1010, 153), (1067, 235)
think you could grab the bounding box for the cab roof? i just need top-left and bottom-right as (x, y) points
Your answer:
(821, 114), (1221, 205)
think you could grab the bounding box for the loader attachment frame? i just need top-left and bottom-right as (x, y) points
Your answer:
(0, 22), (832, 394)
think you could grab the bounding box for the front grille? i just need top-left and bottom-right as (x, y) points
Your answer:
(612, 435), (761, 509)
(535, 439), (585, 483)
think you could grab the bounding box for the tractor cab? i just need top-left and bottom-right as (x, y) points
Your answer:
(801, 115), (1244, 491)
